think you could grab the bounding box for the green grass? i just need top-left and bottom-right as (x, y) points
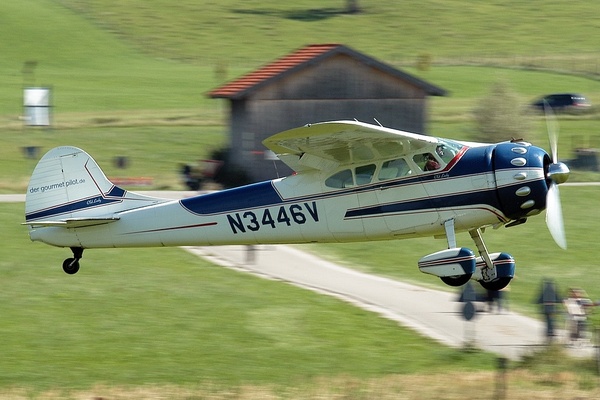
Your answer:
(3, 1), (600, 395)
(0, 203), (495, 392)
(0, 0), (232, 120)
(412, 66), (600, 99)
(0, 125), (227, 193)
(53, 0), (600, 64)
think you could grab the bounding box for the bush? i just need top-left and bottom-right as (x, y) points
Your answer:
(210, 147), (252, 188)
(473, 80), (533, 143)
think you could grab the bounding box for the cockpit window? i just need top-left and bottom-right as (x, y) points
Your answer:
(435, 139), (464, 163)
(325, 164), (376, 188)
(378, 158), (411, 180)
(325, 169), (353, 188)
(325, 140), (465, 188)
(413, 152), (442, 172)
(355, 164), (376, 185)
(412, 140), (464, 172)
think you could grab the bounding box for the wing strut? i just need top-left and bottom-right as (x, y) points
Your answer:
(469, 228), (493, 270)
(444, 219), (457, 248)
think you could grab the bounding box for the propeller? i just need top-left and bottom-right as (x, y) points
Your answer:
(543, 101), (569, 249)
(546, 184), (566, 249)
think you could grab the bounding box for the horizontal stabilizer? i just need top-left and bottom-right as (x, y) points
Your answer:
(23, 217), (120, 228)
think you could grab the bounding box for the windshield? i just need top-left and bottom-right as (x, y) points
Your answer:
(435, 138), (465, 163)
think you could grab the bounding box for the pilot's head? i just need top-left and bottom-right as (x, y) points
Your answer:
(436, 145), (444, 157)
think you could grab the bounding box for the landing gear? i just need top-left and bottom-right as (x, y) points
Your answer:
(423, 219), (515, 291)
(62, 258), (80, 274)
(469, 229), (514, 291)
(62, 247), (83, 274)
(480, 277), (513, 291)
(441, 274), (472, 287)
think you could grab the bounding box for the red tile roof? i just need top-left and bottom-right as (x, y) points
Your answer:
(208, 43), (446, 99)
(208, 44), (342, 99)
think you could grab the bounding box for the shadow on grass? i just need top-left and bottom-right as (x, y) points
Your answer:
(232, 7), (358, 22)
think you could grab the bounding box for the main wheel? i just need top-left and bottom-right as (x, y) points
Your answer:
(479, 277), (512, 291)
(62, 258), (80, 275)
(440, 274), (472, 287)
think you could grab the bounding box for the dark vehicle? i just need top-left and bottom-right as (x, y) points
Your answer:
(531, 93), (591, 112)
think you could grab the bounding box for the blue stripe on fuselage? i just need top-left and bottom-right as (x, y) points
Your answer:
(346, 188), (502, 219)
(180, 181), (284, 215)
(26, 192), (124, 221)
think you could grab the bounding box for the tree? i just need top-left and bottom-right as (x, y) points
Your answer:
(345, 0), (361, 14)
(473, 80), (533, 144)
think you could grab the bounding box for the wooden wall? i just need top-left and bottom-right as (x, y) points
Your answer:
(227, 54), (432, 182)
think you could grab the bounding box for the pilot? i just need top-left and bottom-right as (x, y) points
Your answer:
(424, 154), (440, 171)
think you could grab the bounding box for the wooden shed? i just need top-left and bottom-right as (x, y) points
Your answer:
(208, 44), (447, 182)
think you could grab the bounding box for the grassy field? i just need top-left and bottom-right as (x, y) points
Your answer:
(3, 0), (600, 397)
(1, 203), (499, 393)
(4, 201), (600, 398)
(53, 0), (600, 65)
(0, 125), (227, 193)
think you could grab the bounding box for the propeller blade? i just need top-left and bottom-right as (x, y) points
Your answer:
(546, 183), (567, 249)
(543, 101), (559, 163)
(542, 101), (567, 249)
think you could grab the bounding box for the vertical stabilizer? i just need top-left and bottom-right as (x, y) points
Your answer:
(25, 146), (164, 223)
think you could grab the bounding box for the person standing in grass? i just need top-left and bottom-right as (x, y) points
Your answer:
(536, 278), (562, 342)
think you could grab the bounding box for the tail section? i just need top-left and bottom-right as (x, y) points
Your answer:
(25, 146), (166, 226)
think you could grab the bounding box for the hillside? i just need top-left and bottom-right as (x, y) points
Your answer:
(2, 0), (599, 123)
(55, 0), (600, 64)
(1, 0), (600, 192)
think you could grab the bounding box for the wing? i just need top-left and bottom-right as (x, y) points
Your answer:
(263, 120), (439, 172)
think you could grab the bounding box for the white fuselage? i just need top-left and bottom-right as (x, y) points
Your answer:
(29, 169), (508, 249)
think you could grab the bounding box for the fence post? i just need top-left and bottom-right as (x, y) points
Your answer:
(495, 357), (507, 400)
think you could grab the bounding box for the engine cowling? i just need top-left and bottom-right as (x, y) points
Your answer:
(493, 142), (549, 221)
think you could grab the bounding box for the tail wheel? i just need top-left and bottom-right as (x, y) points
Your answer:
(441, 274), (472, 287)
(62, 258), (80, 275)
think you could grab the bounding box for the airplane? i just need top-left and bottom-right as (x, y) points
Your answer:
(23, 119), (570, 291)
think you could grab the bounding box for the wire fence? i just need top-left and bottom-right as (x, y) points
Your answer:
(389, 53), (600, 79)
